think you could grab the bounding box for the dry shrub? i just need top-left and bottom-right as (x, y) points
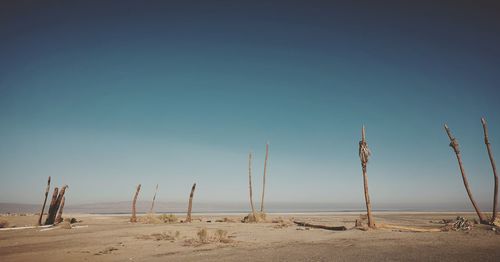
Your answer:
(152, 231), (180, 241)
(158, 214), (178, 223)
(197, 228), (209, 243)
(0, 219), (9, 228)
(140, 214), (162, 224)
(137, 231), (181, 241)
(184, 228), (232, 246)
(242, 212), (266, 223)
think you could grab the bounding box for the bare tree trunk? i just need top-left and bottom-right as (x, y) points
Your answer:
(444, 124), (488, 224)
(149, 184), (159, 214)
(359, 126), (375, 228)
(44, 187), (58, 225)
(130, 184), (141, 223)
(55, 196), (65, 224)
(186, 183), (197, 223)
(260, 142), (269, 212)
(45, 185), (68, 225)
(481, 118), (498, 222)
(248, 152), (257, 219)
(38, 176), (51, 226)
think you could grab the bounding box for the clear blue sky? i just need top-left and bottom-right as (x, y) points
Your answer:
(1, 1), (499, 211)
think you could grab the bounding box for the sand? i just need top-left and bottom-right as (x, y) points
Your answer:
(1, 212), (500, 261)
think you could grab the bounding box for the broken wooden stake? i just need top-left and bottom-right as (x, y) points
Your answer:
(293, 221), (347, 231)
(444, 124), (488, 224)
(38, 176), (51, 226)
(130, 184), (141, 223)
(481, 118), (499, 223)
(185, 182), (197, 223)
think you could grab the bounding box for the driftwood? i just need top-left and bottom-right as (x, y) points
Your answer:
(130, 184), (141, 223)
(444, 124), (488, 224)
(149, 184), (159, 214)
(37, 176), (51, 226)
(481, 118), (498, 223)
(359, 126), (375, 228)
(55, 196), (65, 224)
(185, 183), (197, 223)
(293, 221), (347, 231)
(260, 142), (269, 212)
(248, 152), (257, 220)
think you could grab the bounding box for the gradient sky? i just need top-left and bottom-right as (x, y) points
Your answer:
(1, 1), (499, 210)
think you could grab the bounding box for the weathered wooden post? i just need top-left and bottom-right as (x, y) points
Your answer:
(481, 118), (498, 223)
(260, 142), (269, 213)
(185, 183), (197, 223)
(38, 176), (51, 226)
(149, 184), (159, 214)
(359, 125), (375, 228)
(248, 152), (257, 220)
(130, 184), (141, 223)
(45, 185), (68, 225)
(55, 196), (65, 224)
(444, 124), (488, 224)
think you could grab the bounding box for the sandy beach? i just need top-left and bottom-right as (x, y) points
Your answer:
(1, 212), (499, 261)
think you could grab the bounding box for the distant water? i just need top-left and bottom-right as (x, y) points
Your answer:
(0, 201), (490, 214)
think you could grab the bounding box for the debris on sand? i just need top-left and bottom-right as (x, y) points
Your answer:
(242, 212), (266, 223)
(0, 219), (9, 228)
(441, 217), (474, 232)
(94, 247), (118, 255)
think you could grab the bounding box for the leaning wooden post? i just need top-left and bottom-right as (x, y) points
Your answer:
(260, 142), (269, 212)
(248, 152), (257, 220)
(444, 124), (488, 224)
(149, 184), (159, 214)
(130, 184), (141, 223)
(481, 118), (498, 223)
(44, 187), (58, 225)
(359, 125), (375, 228)
(185, 183), (197, 223)
(55, 196), (65, 224)
(37, 176), (51, 226)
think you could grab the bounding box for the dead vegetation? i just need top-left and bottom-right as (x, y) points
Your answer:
(0, 219), (9, 228)
(183, 228), (233, 246)
(242, 212), (266, 223)
(140, 214), (178, 224)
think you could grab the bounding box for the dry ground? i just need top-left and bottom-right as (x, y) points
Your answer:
(1, 212), (500, 261)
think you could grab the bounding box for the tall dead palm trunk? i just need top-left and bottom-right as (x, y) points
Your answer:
(45, 185), (68, 225)
(38, 176), (51, 226)
(481, 118), (498, 222)
(149, 184), (159, 214)
(186, 183), (197, 223)
(260, 142), (269, 212)
(444, 124), (488, 224)
(248, 152), (257, 219)
(55, 196), (65, 224)
(130, 184), (141, 223)
(359, 125), (375, 228)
